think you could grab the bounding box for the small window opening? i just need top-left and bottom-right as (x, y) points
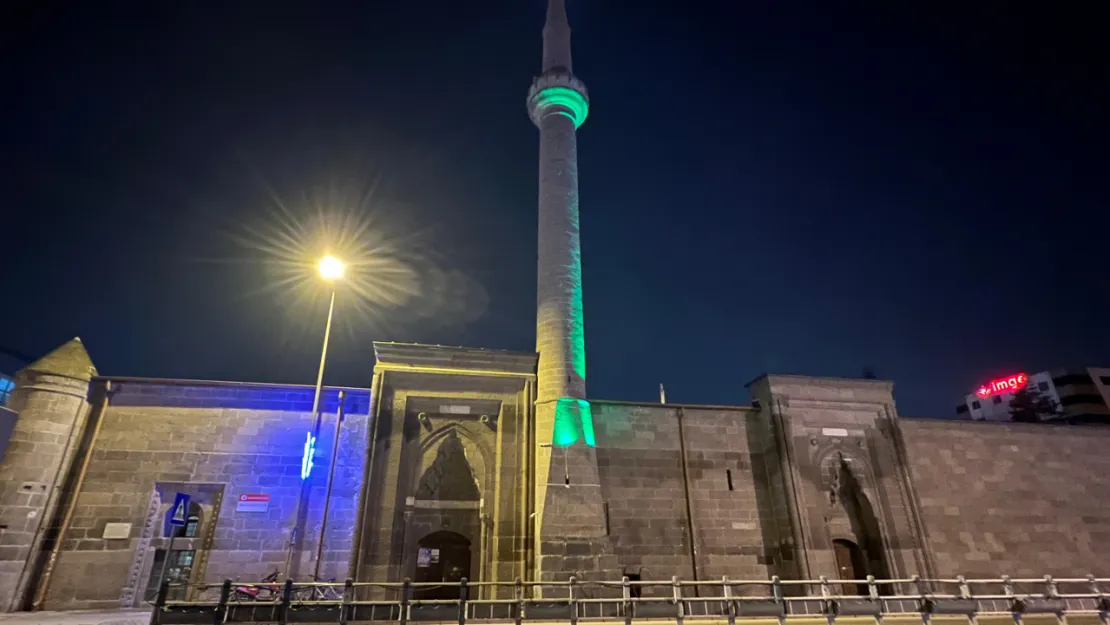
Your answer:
(726, 469), (734, 491)
(603, 502), (611, 535)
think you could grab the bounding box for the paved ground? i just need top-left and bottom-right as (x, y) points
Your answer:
(0, 610), (150, 625)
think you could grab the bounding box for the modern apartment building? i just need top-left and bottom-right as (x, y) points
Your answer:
(956, 366), (1110, 424)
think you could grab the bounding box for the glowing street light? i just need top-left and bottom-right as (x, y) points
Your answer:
(318, 255), (345, 281)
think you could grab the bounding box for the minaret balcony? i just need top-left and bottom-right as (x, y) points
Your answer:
(527, 72), (589, 129)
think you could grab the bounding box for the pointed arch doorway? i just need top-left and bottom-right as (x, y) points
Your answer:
(414, 531), (471, 599)
(826, 454), (892, 595)
(408, 431), (481, 599)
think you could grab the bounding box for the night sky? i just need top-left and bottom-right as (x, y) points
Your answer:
(3, 1), (1108, 417)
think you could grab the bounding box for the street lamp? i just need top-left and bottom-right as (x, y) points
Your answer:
(312, 255), (344, 416)
(318, 255), (345, 282)
(285, 255), (344, 580)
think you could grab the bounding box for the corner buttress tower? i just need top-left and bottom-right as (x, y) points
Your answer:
(528, 0), (615, 583)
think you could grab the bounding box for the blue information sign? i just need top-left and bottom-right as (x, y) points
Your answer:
(168, 492), (190, 527)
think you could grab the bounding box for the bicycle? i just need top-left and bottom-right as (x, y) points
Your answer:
(293, 576), (342, 602)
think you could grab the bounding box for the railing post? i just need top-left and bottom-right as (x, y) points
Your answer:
(957, 575), (970, 599)
(514, 577), (524, 625)
(622, 576), (632, 625)
(820, 575), (835, 616)
(913, 575), (927, 613)
(401, 578), (411, 625)
(722, 576), (735, 625)
(215, 580), (232, 625)
(672, 576), (684, 625)
(340, 579), (353, 625)
(1044, 575), (1058, 599)
(1002, 575), (1017, 614)
(278, 579), (294, 625)
(459, 578), (469, 625)
(569, 576), (579, 625)
(1090, 574), (1109, 614)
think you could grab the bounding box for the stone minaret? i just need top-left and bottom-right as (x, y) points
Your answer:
(528, 0), (615, 584)
(529, 0), (590, 446)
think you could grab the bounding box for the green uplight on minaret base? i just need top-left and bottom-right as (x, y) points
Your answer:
(529, 85), (589, 129)
(552, 398), (596, 447)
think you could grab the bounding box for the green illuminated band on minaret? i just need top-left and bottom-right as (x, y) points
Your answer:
(552, 398), (596, 447)
(530, 86), (589, 129)
(529, 0), (594, 448)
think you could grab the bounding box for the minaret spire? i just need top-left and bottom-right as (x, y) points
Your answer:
(542, 0), (572, 72)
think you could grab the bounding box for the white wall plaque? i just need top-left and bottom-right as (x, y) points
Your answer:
(821, 428), (849, 437)
(102, 522), (132, 539)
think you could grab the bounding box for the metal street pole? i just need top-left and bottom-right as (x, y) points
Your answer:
(312, 289), (337, 417)
(284, 288), (337, 579)
(158, 532), (178, 599)
(313, 390), (346, 580)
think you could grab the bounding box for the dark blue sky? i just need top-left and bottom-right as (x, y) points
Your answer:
(2, 1), (1107, 417)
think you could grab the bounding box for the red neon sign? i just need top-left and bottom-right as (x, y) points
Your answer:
(975, 373), (1028, 398)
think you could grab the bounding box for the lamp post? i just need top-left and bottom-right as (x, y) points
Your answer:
(312, 255), (344, 416)
(284, 255), (345, 580)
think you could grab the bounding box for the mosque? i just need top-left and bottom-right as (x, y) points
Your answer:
(1, 0), (1108, 613)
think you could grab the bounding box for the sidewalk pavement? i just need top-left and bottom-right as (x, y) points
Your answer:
(0, 610), (150, 625)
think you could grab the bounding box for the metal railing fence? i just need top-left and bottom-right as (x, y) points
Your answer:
(150, 574), (1110, 625)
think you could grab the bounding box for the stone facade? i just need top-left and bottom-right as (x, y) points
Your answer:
(4, 341), (1110, 611)
(592, 401), (781, 591)
(4, 0), (1110, 613)
(902, 418), (1110, 577)
(354, 343), (536, 599)
(0, 341), (370, 611)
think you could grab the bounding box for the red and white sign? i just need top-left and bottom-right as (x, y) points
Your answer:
(236, 493), (270, 513)
(975, 373), (1028, 399)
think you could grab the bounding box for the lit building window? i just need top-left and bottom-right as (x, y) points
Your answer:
(184, 515), (200, 538)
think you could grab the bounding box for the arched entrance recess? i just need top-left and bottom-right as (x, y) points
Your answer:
(413, 531), (471, 599)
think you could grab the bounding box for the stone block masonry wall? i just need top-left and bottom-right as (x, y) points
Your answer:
(0, 371), (91, 612)
(591, 401), (777, 593)
(40, 380), (370, 611)
(748, 375), (933, 586)
(901, 419), (1110, 578)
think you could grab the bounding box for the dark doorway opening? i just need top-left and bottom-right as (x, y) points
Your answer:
(413, 531), (471, 600)
(832, 539), (868, 596)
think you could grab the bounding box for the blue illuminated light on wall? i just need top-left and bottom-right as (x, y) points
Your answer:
(0, 376), (14, 406)
(301, 432), (316, 480)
